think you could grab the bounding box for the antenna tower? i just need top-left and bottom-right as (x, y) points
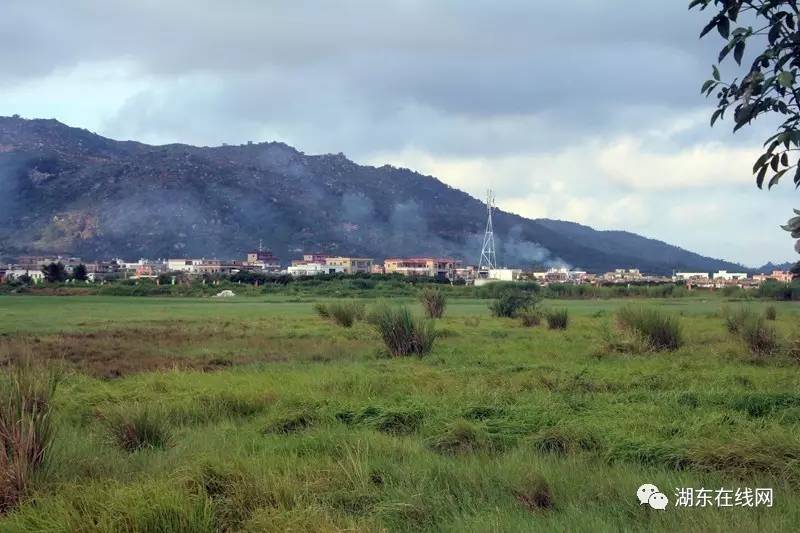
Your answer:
(479, 189), (497, 270)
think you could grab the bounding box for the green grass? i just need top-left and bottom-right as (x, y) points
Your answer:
(0, 294), (798, 530)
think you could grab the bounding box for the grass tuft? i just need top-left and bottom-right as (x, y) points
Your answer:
(0, 359), (60, 513)
(740, 315), (780, 358)
(544, 309), (569, 330)
(617, 305), (683, 351)
(765, 305), (778, 321)
(519, 311), (541, 327)
(418, 288), (447, 319)
(103, 404), (173, 452)
(315, 301), (365, 328)
(263, 410), (316, 434)
(512, 472), (554, 512)
(429, 420), (490, 455)
(370, 305), (436, 357)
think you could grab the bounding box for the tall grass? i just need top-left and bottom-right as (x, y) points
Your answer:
(617, 305), (684, 351)
(740, 316), (780, 357)
(721, 306), (781, 357)
(418, 288), (447, 319)
(544, 309), (569, 330)
(519, 311), (542, 327)
(103, 404), (173, 452)
(722, 305), (755, 333)
(0, 360), (60, 512)
(370, 305), (437, 357)
(314, 301), (365, 328)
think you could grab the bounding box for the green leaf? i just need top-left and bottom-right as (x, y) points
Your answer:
(701, 80), (715, 94)
(753, 152), (771, 173)
(778, 71), (794, 89)
(782, 152), (789, 166)
(734, 41), (745, 65)
(768, 169), (788, 189)
(700, 17), (719, 38)
(712, 65), (720, 81)
(757, 164), (769, 188)
(710, 109), (724, 127)
(718, 17), (730, 39)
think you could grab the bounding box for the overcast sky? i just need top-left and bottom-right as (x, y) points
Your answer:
(1, 0), (797, 266)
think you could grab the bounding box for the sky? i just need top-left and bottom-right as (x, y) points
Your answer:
(1, 0), (797, 267)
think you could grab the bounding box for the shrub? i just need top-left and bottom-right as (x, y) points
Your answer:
(490, 289), (539, 318)
(370, 305), (437, 357)
(740, 316), (780, 357)
(544, 309), (569, 330)
(0, 360), (60, 512)
(418, 288), (447, 319)
(765, 305), (778, 321)
(617, 305), (683, 351)
(519, 311), (542, 327)
(104, 404), (173, 452)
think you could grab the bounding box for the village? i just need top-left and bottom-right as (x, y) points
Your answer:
(0, 247), (793, 289)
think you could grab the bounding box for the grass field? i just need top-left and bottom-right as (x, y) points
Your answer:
(0, 295), (799, 531)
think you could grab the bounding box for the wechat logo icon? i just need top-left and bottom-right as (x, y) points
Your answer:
(637, 484), (668, 510)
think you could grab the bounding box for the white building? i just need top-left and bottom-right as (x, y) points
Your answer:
(286, 263), (346, 277)
(167, 259), (204, 273)
(674, 272), (710, 281)
(5, 269), (44, 283)
(712, 270), (748, 281)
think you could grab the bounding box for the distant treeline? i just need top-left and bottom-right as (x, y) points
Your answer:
(2, 272), (798, 300)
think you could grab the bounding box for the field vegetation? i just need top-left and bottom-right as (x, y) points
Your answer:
(0, 294), (798, 531)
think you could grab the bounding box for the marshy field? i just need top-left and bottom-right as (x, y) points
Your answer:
(0, 294), (799, 531)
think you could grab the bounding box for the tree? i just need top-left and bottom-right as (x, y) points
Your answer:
(692, 0), (800, 269)
(72, 264), (88, 281)
(41, 262), (67, 283)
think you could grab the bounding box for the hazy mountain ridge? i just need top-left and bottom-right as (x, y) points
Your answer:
(0, 116), (750, 274)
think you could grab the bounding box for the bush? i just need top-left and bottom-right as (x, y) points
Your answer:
(370, 305), (437, 357)
(418, 288), (447, 319)
(617, 306), (684, 351)
(544, 309), (569, 330)
(490, 289), (539, 318)
(519, 311), (542, 327)
(765, 305), (778, 321)
(740, 316), (780, 357)
(0, 360), (60, 512)
(104, 404), (173, 452)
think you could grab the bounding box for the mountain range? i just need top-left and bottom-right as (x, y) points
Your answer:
(0, 116), (752, 274)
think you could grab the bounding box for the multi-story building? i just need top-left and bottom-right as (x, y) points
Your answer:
(324, 257), (373, 274)
(245, 250), (281, 272)
(712, 270), (748, 281)
(291, 253), (330, 267)
(4, 269), (45, 283)
(674, 272), (710, 282)
(383, 257), (461, 281)
(287, 263), (346, 277)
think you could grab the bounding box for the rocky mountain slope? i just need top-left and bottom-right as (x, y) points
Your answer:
(0, 116), (747, 274)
